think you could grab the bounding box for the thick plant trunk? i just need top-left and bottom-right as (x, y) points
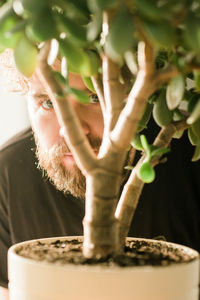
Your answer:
(83, 171), (121, 258)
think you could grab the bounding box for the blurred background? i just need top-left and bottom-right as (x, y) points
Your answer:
(0, 83), (30, 145)
(0, 49), (30, 146)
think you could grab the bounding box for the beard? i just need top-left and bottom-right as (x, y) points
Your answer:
(34, 131), (134, 200)
(35, 134), (101, 199)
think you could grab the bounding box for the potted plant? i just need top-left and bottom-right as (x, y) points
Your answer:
(0, 0), (199, 299)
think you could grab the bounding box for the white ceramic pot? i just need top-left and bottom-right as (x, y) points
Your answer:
(8, 236), (200, 300)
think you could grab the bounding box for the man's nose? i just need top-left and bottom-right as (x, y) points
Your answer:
(79, 120), (90, 135)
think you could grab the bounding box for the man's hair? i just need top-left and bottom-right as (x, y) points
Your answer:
(0, 49), (29, 94)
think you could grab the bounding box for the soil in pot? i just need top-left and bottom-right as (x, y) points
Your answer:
(15, 238), (197, 267)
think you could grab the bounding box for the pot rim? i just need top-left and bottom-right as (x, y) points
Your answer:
(8, 236), (200, 271)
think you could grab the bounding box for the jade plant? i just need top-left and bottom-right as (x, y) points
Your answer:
(1, 0), (200, 259)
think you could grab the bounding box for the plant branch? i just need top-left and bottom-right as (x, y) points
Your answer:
(102, 55), (126, 130)
(37, 42), (98, 174)
(115, 119), (189, 246)
(91, 75), (106, 116)
(110, 41), (156, 151)
(102, 12), (126, 133)
(156, 66), (180, 85)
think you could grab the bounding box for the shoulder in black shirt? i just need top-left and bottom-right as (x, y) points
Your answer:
(0, 128), (84, 287)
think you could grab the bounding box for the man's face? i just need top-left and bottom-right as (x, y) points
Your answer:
(27, 72), (104, 199)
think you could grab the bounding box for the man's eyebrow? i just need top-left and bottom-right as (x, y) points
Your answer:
(31, 93), (49, 98)
(31, 89), (92, 100)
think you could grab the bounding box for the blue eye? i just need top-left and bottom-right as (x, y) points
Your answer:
(41, 99), (53, 110)
(89, 94), (99, 103)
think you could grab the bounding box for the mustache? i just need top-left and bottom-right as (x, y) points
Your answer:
(48, 136), (102, 158)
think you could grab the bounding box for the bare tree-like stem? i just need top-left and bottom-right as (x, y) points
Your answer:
(100, 12), (127, 147)
(110, 41), (156, 151)
(102, 55), (126, 131)
(115, 120), (189, 245)
(156, 66), (180, 85)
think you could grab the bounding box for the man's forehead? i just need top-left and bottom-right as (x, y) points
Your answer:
(28, 72), (45, 91)
(68, 73), (86, 89)
(28, 71), (89, 94)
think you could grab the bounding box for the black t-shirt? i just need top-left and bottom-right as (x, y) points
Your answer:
(0, 128), (85, 288)
(0, 127), (200, 288)
(130, 126), (200, 251)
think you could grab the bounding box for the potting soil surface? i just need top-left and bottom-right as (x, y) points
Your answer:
(16, 239), (197, 267)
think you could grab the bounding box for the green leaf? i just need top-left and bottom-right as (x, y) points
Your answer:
(187, 94), (199, 113)
(153, 89), (173, 127)
(173, 109), (184, 121)
(59, 38), (89, 75)
(191, 118), (200, 139)
(82, 76), (95, 93)
(140, 135), (151, 160)
(62, 1), (89, 25)
(187, 100), (200, 124)
(85, 50), (100, 76)
(137, 161), (155, 183)
(192, 143), (200, 162)
(0, 2), (15, 25)
(5, 19), (27, 37)
(124, 51), (138, 75)
(87, 12), (102, 42)
(142, 20), (175, 48)
(0, 3), (21, 48)
(134, 0), (163, 21)
(150, 147), (170, 160)
(13, 0), (48, 15)
(137, 102), (153, 132)
(0, 17), (21, 48)
(14, 34), (38, 77)
(105, 8), (135, 62)
(30, 8), (58, 42)
(188, 127), (199, 146)
(70, 88), (90, 104)
(173, 130), (184, 139)
(87, 0), (119, 12)
(131, 134), (143, 150)
(183, 14), (200, 52)
(57, 14), (87, 46)
(25, 24), (41, 44)
(54, 71), (67, 86)
(166, 75), (185, 110)
(59, 38), (100, 76)
(193, 70), (200, 91)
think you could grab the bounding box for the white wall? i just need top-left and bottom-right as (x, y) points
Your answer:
(0, 87), (30, 146)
